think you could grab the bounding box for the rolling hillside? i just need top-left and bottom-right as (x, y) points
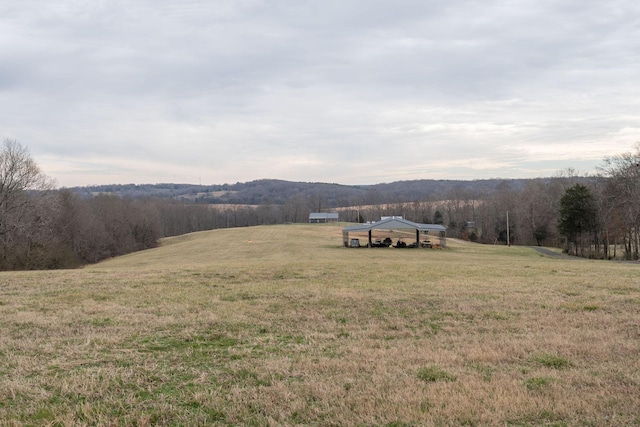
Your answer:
(1, 224), (638, 425)
(70, 177), (545, 206)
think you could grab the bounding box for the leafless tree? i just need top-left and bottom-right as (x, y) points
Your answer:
(598, 143), (640, 259)
(0, 139), (55, 268)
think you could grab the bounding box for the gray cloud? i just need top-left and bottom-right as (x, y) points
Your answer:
(1, 0), (639, 186)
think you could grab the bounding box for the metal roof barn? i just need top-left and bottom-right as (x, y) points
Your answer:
(309, 212), (339, 223)
(342, 216), (447, 248)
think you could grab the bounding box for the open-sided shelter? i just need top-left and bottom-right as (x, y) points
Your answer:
(309, 212), (339, 223)
(342, 216), (447, 248)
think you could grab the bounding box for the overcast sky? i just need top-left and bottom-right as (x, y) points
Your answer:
(2, 0), (639, 187)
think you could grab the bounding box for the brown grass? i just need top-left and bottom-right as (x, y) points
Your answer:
(1, 224), (639, 426)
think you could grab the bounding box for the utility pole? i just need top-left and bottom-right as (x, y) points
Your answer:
(507, 211), (510, 247)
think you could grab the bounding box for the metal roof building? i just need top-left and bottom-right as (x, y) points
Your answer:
(309, 212), (339, 223)
(342, 216), (446, 248)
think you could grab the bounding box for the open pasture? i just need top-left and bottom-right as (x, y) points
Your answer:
(1, 224), (639, 426)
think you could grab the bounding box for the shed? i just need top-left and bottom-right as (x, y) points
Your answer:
(342, 216), (447, 248)
(309, 212), (339, 223)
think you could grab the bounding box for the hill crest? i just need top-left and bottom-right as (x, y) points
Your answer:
(69, 178), (541, 207)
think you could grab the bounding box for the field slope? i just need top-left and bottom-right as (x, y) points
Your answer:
(1, 224), (639, 426)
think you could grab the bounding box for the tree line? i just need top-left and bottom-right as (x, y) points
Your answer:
(348, 146), (640, 260)
(2, 139), (639, 270)
(73, 178), (536, 206)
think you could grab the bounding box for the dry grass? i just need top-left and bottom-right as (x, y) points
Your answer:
(1, 224), (639, 426)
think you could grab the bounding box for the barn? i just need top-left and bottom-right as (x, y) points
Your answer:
(342, 216), (447, 248)
(309, 212), (339, 223)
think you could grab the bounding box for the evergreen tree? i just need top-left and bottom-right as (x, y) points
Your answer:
(433, 210), (444, 225)
(558, 184), (597, 256)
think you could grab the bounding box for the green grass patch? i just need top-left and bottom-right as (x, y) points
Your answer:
(529, 353), (573, 370)
(134, 333), (238, 353)
(483, 310), (512, 320)
(417, 366), (457, 383)
(524, 376), (553, 391)
(470, 363), (495, 382)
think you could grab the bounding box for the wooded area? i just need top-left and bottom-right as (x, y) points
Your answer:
(1, 139), (639, 270)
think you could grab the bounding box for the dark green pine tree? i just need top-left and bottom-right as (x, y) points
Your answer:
(433, 210), (444, 225)
(558, 184), (597, 256)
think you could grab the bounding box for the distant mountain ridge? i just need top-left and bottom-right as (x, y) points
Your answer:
(68, 178), (549, 207)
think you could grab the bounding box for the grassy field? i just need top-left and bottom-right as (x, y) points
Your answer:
(1, 224), (639, 426)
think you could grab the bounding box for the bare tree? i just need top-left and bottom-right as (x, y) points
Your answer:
(0, 139), (55, 268)
(515, 179), (559, 246)
(598, 143), (640, 259)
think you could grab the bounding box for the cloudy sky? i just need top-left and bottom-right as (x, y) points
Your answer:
(2, 0), (639, 187)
